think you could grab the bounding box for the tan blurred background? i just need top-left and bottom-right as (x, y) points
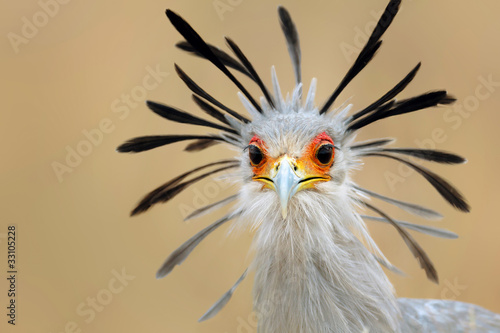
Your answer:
(2, 0), (500, 332)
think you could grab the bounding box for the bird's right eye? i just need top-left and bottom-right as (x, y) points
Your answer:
(316, 144), (334, 165)
(249, 145), (264, 166)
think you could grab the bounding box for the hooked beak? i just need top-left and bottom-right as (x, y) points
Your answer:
(272, 156), (301, 219)
(254, 155), (330, 219)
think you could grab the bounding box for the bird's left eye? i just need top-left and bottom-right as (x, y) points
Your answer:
(249, 145), (264, 166)
(316, 144), (334, 165)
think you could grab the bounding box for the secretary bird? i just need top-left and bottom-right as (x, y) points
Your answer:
(118, 0), (500, 331)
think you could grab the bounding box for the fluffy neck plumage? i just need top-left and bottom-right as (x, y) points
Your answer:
(241, 189), (401, 333)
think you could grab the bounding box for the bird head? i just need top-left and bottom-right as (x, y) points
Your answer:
(239, 100), (352, 220)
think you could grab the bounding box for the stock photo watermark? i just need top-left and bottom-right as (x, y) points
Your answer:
(51, 65), (169, 183)
(339, 0), (415, 63)
(384, 74), (500, 192)
(48, 267), (135, 333)
(213, 0), (244, 21)
(178, 176), (234, 220)
(7, 0), (73, 54)
(440, 277), (467, 301)
(5, 226), (17, 326)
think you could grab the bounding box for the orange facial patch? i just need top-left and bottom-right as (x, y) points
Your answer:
(248, 135), (272, 174)
(301, 132), (335, 174)
(249, 132), (335, 186)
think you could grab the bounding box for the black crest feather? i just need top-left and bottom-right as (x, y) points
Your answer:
(131, 161), (239, 216)
(146, 101), (238, 135)
(320, 0), (402, 114)
(225, 37), (275, 108)
(365, 153), (470, 212)
(348, 91), (455, 131)
(192, 95), (230, 125)
(175, 64), (250, 123)
(372, 148), (466, 164)
(278, 6), (301, 86)
(166, 10), (262, 113)
(176, 41), (253, 79)
(348, 63), (421, 123)
(117, 135), (226, 153)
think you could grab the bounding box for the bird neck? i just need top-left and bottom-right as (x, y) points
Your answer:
(249, 202), (401, 333)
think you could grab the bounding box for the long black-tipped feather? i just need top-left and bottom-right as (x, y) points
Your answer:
(184, 138), (221, 152)
(362, 201), (438, 283)
(166, 10), (262, 112)
(348, 63), (421, 123)
(192, 95), (230, 125)
(362, 215), (458, 239)
(320, 0), (402, 114)
(355, 186), (442, 220)
(225, 37), (275, 108)
(175, 64), (250, 123)
(371, 148), (466, 164)
(156, 212), (240, 279)
(320, 40), (382, 115)
(350, 138), (394, 150)
(199, 269), (248, 322)
(131, 161), (239, 216)
(185, 194), (238, 221)
(348, 91), (455, 131)
(117, 135), (226, 153)
(147, 101), (238, 135)
(176, 41), (253, 79)
(364, 153), (470, 212)
(278, 6), (301, 86)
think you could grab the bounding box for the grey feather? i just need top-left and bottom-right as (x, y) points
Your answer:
(372, 254), (405, 276)
(362, 215), (458, 239)
(350, 138), (395, 150)
(356, 186), (443, 220)
(198, 269), (248, 322)
(398, 298), (500, 332)
(156, 212), (240, 279)
(184, 194), (238, 221)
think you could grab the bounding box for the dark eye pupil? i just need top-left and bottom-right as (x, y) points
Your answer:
(316, 144), (333, 164)
(249, 145), (263, 165)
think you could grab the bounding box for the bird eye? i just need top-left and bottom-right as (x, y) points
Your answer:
(316, 144), (334, 165)
(249, 145), (264, 166)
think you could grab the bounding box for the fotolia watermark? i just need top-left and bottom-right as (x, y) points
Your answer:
(47, 267), (135, 333)
(213, 0), (244, 21)
(51, 65), (169, 183)
(7, 0), (73, 54)
(384, 74), (499, 192)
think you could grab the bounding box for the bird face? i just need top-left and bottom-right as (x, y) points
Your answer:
(245, 121), (338, 218)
